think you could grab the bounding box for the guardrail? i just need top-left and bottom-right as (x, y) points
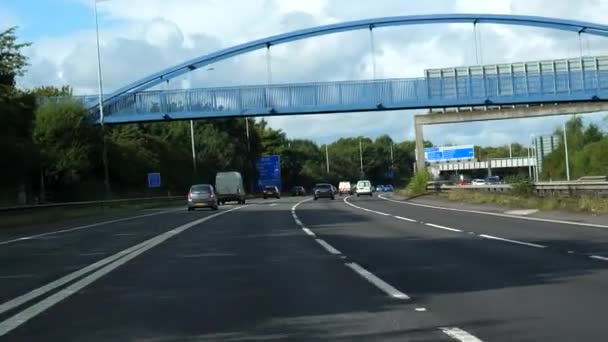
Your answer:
(535, 181), (608, 197)
(428, 184), (511, 193)
(428, 181), (608, 197)
(0, 196), (186, 212)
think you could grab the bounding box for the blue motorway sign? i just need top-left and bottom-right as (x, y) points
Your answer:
(424, 145), (475, 162)
(147, 172), (161, 188)
(256, 155), (281, 191)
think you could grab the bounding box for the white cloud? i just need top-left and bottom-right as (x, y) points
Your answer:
(15, 0), (608, 146)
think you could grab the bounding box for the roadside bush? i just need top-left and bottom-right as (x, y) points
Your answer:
(510, 180), (534, 197)
(407, 170), (429, 196)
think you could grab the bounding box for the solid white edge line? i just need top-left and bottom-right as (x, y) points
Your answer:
(394, 216), (417, 222)
(424, 223), (463, 233)
(302, 227), (316, 237)
(478, 234), (546, 249)
(0, 208), (183, 246)
(378, 194), (608, 230)
(0, 205), (246, 332)
(315, 239), (342, 255)
(344, 262), (409, 300)
(590, 255), (608, 261)
(439, 327), (483, 342)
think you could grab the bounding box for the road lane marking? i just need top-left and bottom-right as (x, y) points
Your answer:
(292, 198), (410, 300)
(415, 307), (427, 312)
(0, 206), (245, 332)
(378, 194), (608, 230)
(269, 203), (278, 207)
(302, 228), (316, 237)
(346, 196), (559, 254)
(0, 243), (147, 316)
(478, 234), (546, 249)
(439, 327), (483, 342)
(315, 239), (341, 255)
(424, 223), (463, 233)
(345, 197), (461, 233)
(590, 255), (608, 261)
(394, 216), (417, 222)
(344, 262), (409, 300)
(0, 208), (183, 246)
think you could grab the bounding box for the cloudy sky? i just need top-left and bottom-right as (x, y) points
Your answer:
(4, 0), (608, 146)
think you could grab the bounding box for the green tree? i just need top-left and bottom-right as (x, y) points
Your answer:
(34, 100), (100, 200)
(583, 123), (603, 145)
(0, 27), (33, 203)
(0, 27), (31, 87)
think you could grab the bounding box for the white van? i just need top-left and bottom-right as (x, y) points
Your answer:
(338, 181), (353, 195)
(356, 180), (373, 197)
(215, 171), (246, 204)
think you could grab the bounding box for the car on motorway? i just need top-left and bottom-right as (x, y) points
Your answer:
(313, 183), (335, 200)
(187, 184), (219, 211)
(471, 179), (486, 186)
(331, 185), (339, 196)
(485, 176), (500, 184)
(291, 186), (306, 196)
(262, 185), (280, 199)
(375, 185), (384, 192)
(338, 181), (354, 195)
(215, 171), (246, 204)
(383, 185), (394, 192)
(356, 180), (373, 197)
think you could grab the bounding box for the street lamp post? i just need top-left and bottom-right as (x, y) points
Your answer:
(325, 144), (330, 174)
(190, 120), (197, 174)
(359, 139), (364, 175)
(528, 142), (532, 179)
(563, 122), (571, 181)
(95, 0), (111, 196)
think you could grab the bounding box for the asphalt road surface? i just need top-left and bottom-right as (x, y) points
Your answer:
(1, 194), (608, 341)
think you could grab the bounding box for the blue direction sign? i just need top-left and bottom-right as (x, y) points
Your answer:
(147, 172), (161, 188)
(256, 155), (281, 191)
(424, 145), (475, 162)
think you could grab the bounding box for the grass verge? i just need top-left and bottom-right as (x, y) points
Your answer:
(0, 199), (185, 230)
(441, 189), (608, 215)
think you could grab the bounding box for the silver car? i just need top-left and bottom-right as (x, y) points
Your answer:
(187, 184), (219, 211)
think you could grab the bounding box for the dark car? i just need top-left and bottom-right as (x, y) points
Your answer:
(313, 183), (335, 200)
(485, 176), (500, 184)
(383, 185), (394, 192)
(291, 186), (306, 196)
(187, 184), (219, 211)
(263, 185), (280, 199)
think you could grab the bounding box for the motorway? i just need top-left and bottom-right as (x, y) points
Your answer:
(1, 195), (608, 341)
